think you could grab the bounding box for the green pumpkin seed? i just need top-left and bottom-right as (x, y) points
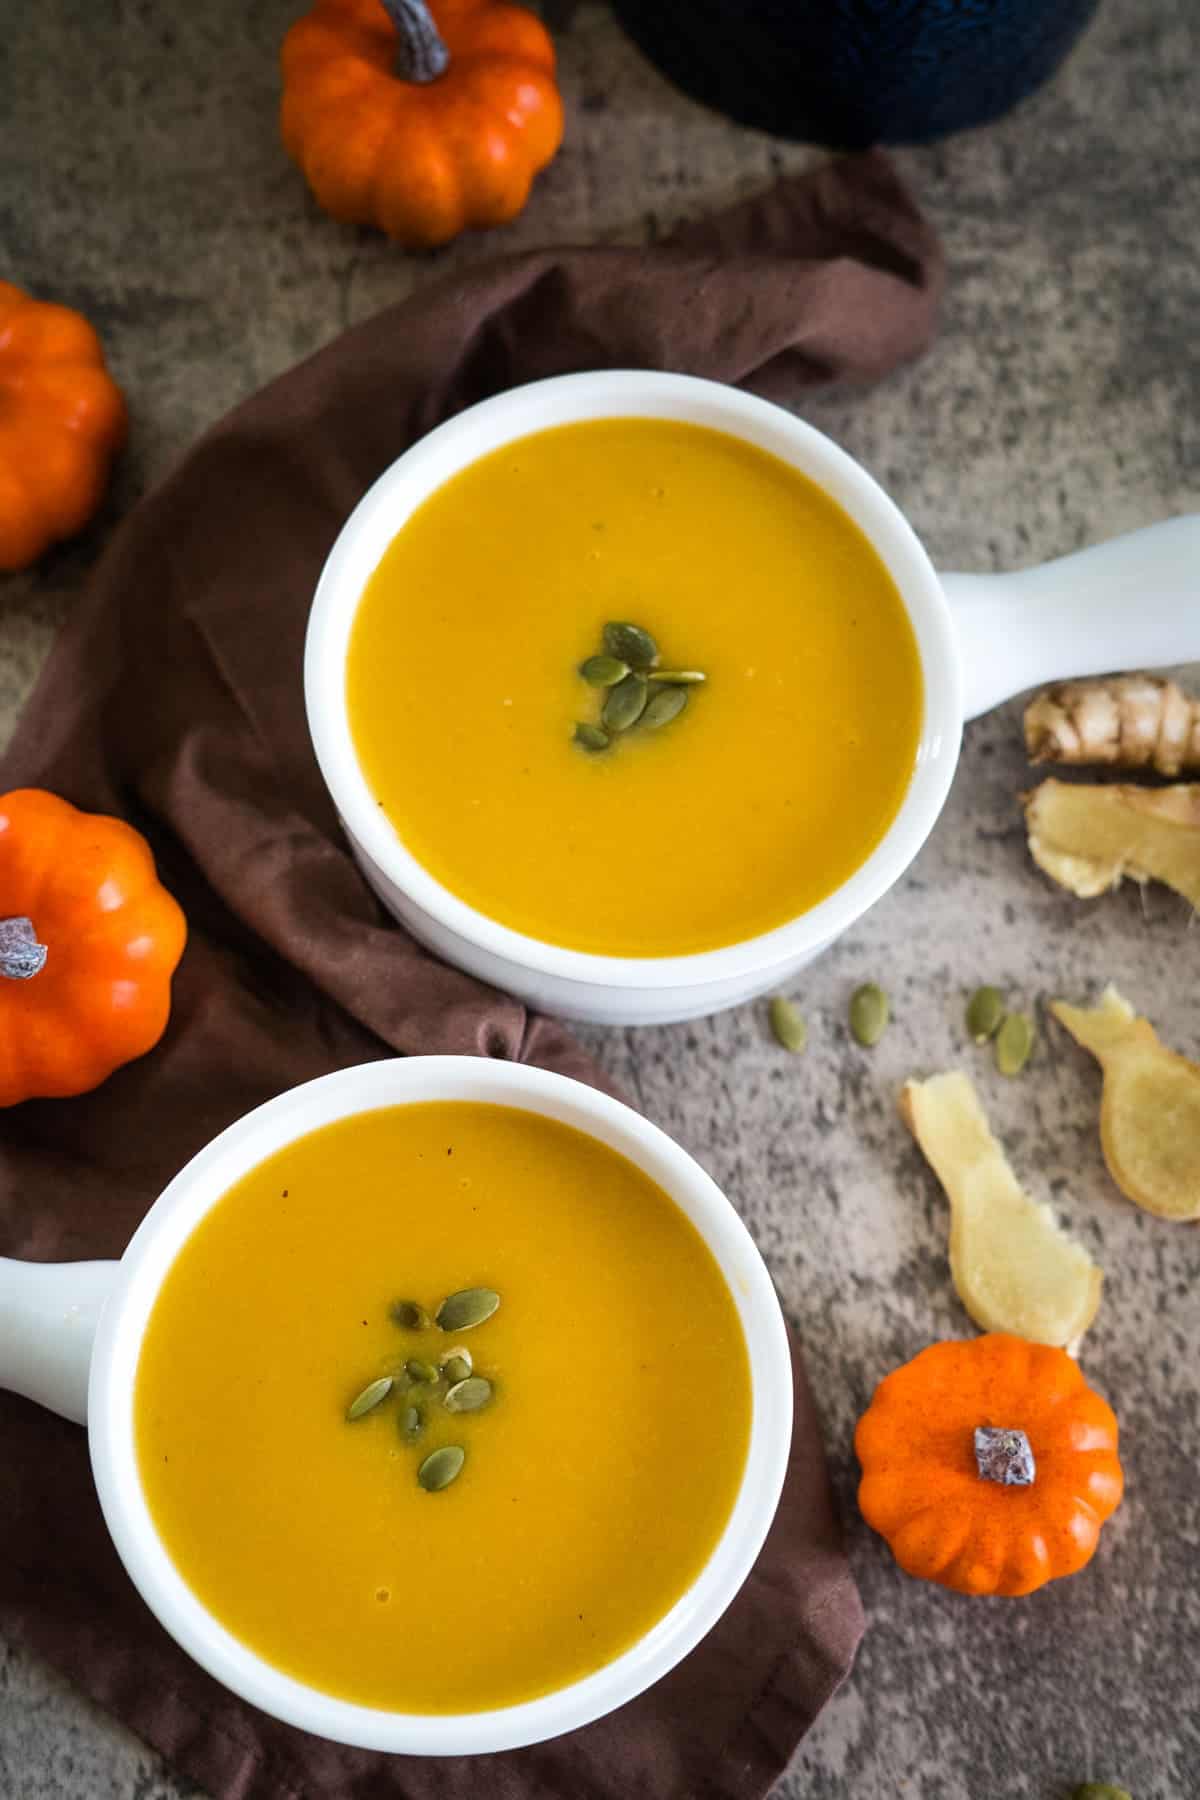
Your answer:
(646, 669), (706, 684)
(443, 1375), (493, 1414)
(965, 985), (1005, 1043)
(769, 995), (807, 1054)
(642, 685), (688, 729)
(399, 1403), (424, 1443)
(579, 654), (630, 687)
(346, 1376), (393, 1421)
(439, 1349), (473, 1383)
(849, 982), (889, 1047)
(603, 622), (658, 669)
(573, 722), (610, 753)
(1069, 1786), (1133, 1800)
(436, 1287), (500, 1332)
(389, 1300), (430, 1331)
(994, 1011), (1035, 1076)
(602, 673), (649, 732)
(405, 1358), (438, 1384)
(418, 1445), (466, 1492)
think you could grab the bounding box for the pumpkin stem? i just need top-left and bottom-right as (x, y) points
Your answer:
(974, 1426), (1036, 1487)
(0, 916), (48, 981)
(379, 0), (450, 83)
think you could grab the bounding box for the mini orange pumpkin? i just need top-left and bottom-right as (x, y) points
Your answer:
(0, 283), (127, 572)
(855, 1333), (1123, 1597)
(0, 790), (186, 1106)
(280, 0), (564, 247)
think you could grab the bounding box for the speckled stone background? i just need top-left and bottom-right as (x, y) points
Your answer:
(2, 2), (1199, 1797)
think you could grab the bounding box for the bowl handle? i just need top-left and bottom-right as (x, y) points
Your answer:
(941, 515), (1200, 721)
(0, 1256), (119, 1424)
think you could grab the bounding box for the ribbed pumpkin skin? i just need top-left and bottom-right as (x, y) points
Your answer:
(0, 283), (127, 571)
(855, 1334), (1124, 1597)
(280, 0), (563, 246)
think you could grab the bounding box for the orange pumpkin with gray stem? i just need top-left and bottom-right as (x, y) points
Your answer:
(855, 1334), (1123, 1597)
(280, 0), (563, 246)
(0, 789), (186, 1106)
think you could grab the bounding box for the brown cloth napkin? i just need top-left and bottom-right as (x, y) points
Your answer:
(0, 149), (941, 1799)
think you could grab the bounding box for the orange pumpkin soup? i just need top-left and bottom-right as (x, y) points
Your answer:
(135, 1102), (752, 1713)
(346, 417), (923, 956)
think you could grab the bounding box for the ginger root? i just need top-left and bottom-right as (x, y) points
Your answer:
(1051, 985), (1200, 1222)
(899, 1071), (1103, 1348)
(1024, 778), (1200, 907)
(1025, 675), (1200, 776)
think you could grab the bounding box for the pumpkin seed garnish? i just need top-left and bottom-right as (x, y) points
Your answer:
(646, 669), (706, 684)
(405, 1358), (438, 1384)
(642, 685), (688, 730)
(603, 621), (658, 670)
(580, 653), (629, 687)
(994, 1011), (1035, 1077)
(346, 1376), (393, 1421)
(965, 985), (1005, 1044)
(573, 722), (610, 753)
(1069, 1787), (1133, 1800)
(602, 672), (649, 733)
(439, 1348), (473, 1382)
(849, 982), (890, 1047)
(389, 1299), (430, 1331)
(418, 1444), (466, 1492)
(400, 1403), (424, 1443)
(436, 1287), (500, 1332)
(443, 1375), (493, 1414)
(769, 995), (807, 1054)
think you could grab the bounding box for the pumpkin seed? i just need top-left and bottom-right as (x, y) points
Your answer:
(439, 1349), (473, 1383)
(603, 621), (658, 669)
(768, 995), (807, 1054)
(573, 722), (610, 753)
(443, 1375), (493, 1414)
(965, 985), (1005, 1044)
(436, 1287), (500, 1332)
(579, 654), (629, 687)
(1069, 1787), (1133, 1800)
(389, 1300), (430, 1331)
(994, 1011), (1035, 1077)
(418, 1445), (466, 1492)
(399, 1403), (424, 1443)
(346, 1376), (393, 1421)
(849, 982), (889, 1047)
(602, 673), (649, 732)
(405, 1358), (438, 1384)
(646, 669), (706, 684)
(642, 685), (688, 730)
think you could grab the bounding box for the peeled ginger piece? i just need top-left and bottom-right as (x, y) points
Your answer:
(1024, 778), (1200, 906)
(900, 1072), (1103, 1348)
(1051, 986), (1200, 1221)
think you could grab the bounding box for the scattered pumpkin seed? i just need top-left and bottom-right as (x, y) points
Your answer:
(346, 1376), (393, 1421)
(418, 1444), (466, 1492)
(769, 995), (807, 1054)
(603, 621), (658, 669)
(965, 985), (1005, 1043)
(849, 982), (890, 1047)
(405, 1358), (438, 1384)
(1069, 1786), (1133, 1800)
(641, 685), (688, 729)
(436, 1287), (500, 1332)
(439, 1349), (473, 1382)
(602, 672), (649, 732)
(389, 1300), (430, 1331)
(646, 669), (706, 684)
(579, 653), (630, 687)
(399, 1403), (424, 1443)
(573, 722), (610, 753)
(443, 1375), (494, 1413)
(994, 1011), (1035, 1076)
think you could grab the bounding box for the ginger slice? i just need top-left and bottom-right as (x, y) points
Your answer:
(1025, 675), (1200, 776)
(1051, 986), (1200, 1222)
(899, 1072), (1103, 1348)
(1024, 778), (1200, 907)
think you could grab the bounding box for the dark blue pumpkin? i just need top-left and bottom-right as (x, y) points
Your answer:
(609, 0), (1102, 146)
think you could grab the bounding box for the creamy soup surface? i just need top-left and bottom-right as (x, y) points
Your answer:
(136, 1101), (752, 1713)
(346, 418), (924, 957)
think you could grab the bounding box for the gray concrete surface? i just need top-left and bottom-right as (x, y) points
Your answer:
(2, 1), (1199, 1796)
